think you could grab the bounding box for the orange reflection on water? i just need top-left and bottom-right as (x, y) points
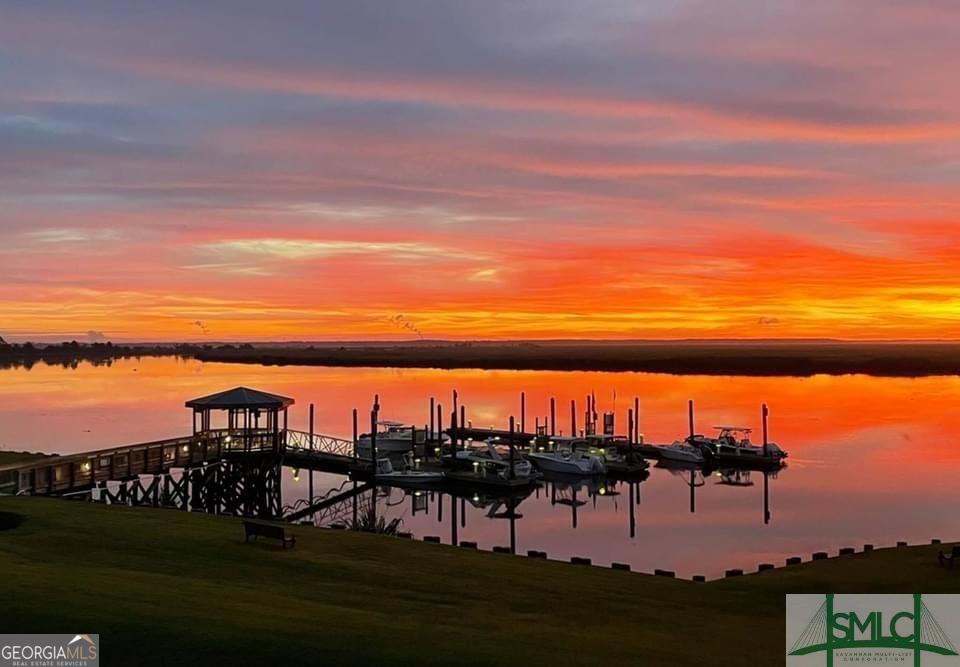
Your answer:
(3, 357), (959, 576)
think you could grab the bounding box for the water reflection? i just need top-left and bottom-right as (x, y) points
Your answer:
(3, 357), (959, 578)
(287, 464), (779, 575)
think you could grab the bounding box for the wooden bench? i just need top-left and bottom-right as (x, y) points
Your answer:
(242, 520), (296, 549)
(938, 545), (960, 567)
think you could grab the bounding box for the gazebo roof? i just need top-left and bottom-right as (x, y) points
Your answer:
(185, 386), (295, 410)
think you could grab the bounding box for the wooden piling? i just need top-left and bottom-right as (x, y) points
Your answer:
(509, 416), (516, 480)
(570, 399), (577, 437)
(634, 396), (640, 443)
(370, 409), (378, 464)
(352, 408), (358, 461)
(688, 399), (695, 439)
(520, 392), (526, 434)
(452, 390), (458, 431)
(450, 409), (458, 459)
(309, 403), (315, 500)
(550, 398), (556, 436)
(762, 403), (769, 456)
(436, 404), (443, 459)
(429, 397), (435, 442)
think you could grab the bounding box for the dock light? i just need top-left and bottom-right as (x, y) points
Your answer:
(434, 447), (440, 455)
(224, 436), (232, 444)
(598, 487), (606, 496)
(472, 494), (480, 502)
(493, 436), (500, 441)
(81, 462), (91, 472)
(473, 461), (479, 470)
(181, 445), (189, 453)
(292, 468), (300, 481)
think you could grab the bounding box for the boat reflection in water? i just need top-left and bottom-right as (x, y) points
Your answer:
(290, 457), (781, 567)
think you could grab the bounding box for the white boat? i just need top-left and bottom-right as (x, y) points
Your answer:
(655, 441), (705, 465)
(356, 421), (418, 458)
(374, 455), (444, 486)
(693, 427), (787, 462)
(455, 440), (534, 480)
(527, 448), (606, 475)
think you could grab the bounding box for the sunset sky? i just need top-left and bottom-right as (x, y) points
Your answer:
(2, 1), (960, 341)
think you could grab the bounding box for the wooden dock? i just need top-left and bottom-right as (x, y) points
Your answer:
(0, 433), (228, 496)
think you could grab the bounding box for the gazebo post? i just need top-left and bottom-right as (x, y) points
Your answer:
(273, 407), (280, 454)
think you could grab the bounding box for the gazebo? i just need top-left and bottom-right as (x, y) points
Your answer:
(185, 386), (295, 454)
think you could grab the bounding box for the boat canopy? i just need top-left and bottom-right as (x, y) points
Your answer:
(714, 426), (752, 433)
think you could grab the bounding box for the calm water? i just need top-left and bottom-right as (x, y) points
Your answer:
(2, 356), (958, 577)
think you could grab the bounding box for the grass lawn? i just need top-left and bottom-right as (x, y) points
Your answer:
(1, 497), (958, 665)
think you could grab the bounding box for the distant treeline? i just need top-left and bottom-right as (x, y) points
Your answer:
(0, 340), (189, 370)
(190, 341), (960, 377)
(3, 340), (960, 376)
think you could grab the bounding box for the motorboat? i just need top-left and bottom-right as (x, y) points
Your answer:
(527, 448), (606, 475)
(356, 421), (419, 459)
(655, 441), (705, 465)
(374, 455), (444, 486)
(455, 440), (534, 480)
(590, 440), (649, 472)
(692, 427), (787, 463)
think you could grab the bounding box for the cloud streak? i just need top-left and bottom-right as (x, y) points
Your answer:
(0, 1), (959, 340)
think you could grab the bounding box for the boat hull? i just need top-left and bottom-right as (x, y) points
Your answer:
(527, 453), (605, 476)
(656, 448), (704, 465)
